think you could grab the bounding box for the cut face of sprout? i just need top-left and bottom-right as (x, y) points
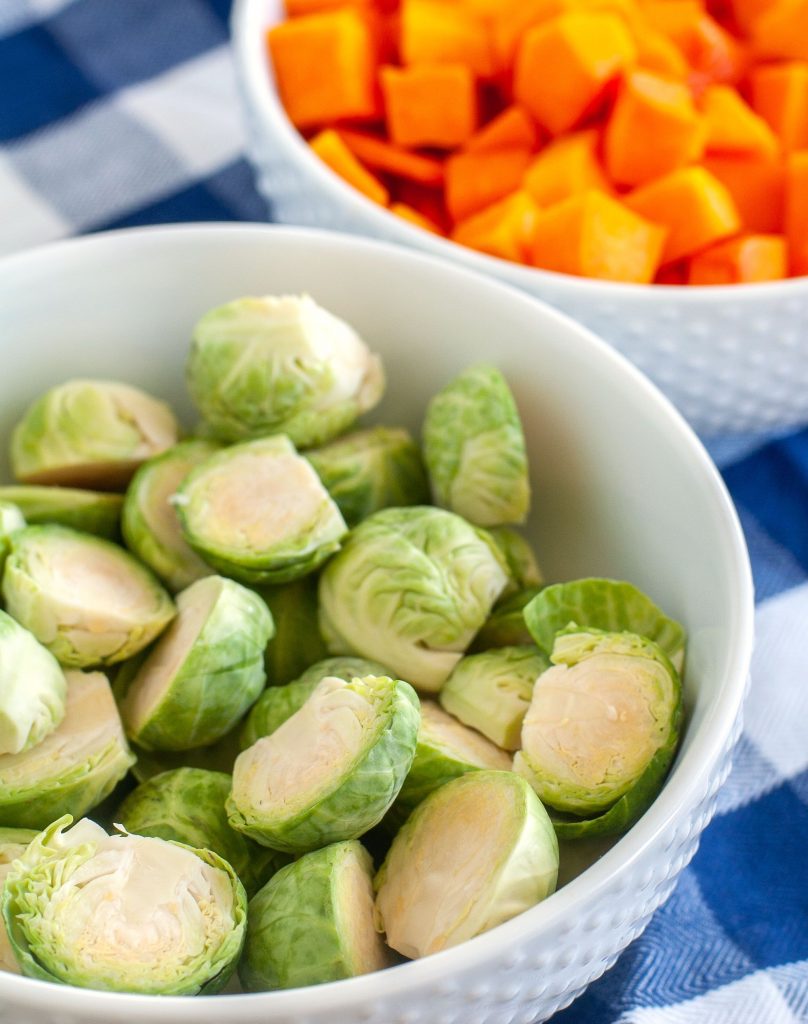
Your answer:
(0, 828), (37, 973)
(0, 486), (123, 540)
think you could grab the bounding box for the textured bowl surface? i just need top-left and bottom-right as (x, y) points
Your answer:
(0, 224), (753, 1024)
(232, 0), (808, 437)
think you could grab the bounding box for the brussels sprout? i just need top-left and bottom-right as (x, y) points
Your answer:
(319, 507), (509, 692)
(0, 670), (134, 829)
(375, 770), (558, 958)
(0, 610), (67, 755)
(523, 578), (686, 671)
(118, 576), (273, 751)
(514, 628), (682, 822)
(187, 294), (385, 447)
(488, 527), (543, 596)
(0, 486), (123, 540)
(2, 526), (175, 668)
(175, 436), (347, 585)
(122, 440), (219, 592)
(240, 656), (390, 750)
(2, 815), (246, 994)
(258, 576), (328, 685)
(115, 768), (289, 897)
(471, 586), (542, 652)
(228, 675), (420, 853)
(130, 727), (242, 784)
(0, 502), (25, 576)
(422, 364), (530, 527)
(241, 840), (391, 991)
(307, 426), (429, 527)
(440, 645), (550, 751)
(10, 380), (178, 489)
(0, 827), (38, 974)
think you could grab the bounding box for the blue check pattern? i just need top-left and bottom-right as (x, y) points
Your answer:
(1, 3), (806, 1020)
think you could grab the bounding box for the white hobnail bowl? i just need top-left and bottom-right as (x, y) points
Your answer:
(0, 224), (753, 1024)
(231, 0), (808, 437)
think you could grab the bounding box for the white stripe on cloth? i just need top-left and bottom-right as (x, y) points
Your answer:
(0, 153), (70, 256)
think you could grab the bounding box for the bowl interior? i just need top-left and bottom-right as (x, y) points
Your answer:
(0, 225), (752, 1013)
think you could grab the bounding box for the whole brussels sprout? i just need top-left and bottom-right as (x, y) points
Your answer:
(0, 610), (67, 755)
(0, 486), (122, 540)
(257, 576), (328, 686)
(240, 840), (391, 991)
(319, 507), (509, 692)
(0, 502), (25, 577)
(440, 645), (549, 750)
(118, 575), (273, 751)
(240, 655), (391, 751)
(176, 436), (347, 586)
(375, 770), (558, 958)
(470, 587), (541, 652)
(514, 628), (682, 831)
(187, 294), (384, 447)
(0, 670), (134, 829)
(307, 426), (429, 527)
(10, 380), (178, 489)
(2, 815), (246, 994)
(422, 364), (530, 527)
(122, 440), (219, 592)
(488, 527), (543, 596)
(115, 768), (288, 897)
(0, 827), (38, 974)
(2, 525), (175, 668)
(228, 675), (420, 853)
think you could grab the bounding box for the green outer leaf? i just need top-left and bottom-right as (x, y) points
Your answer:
(0, 486), (122, 540)
(523, 578), (686, 668)
(307, 426), (429, 527)
(240, 840), (386, 991)
(239, 656), (390, 750)
(0, 828), (38, 850)
(422, 364), (530, 527)
(0, 501), (26, 575)
(119, 576), (274, 752)
(115, 768), (289, 897)
(121, 440), (219, 592)
(1, 816), (247, 995)
(256, 576), (328, 686)
(470, 587), (541, 652)
(488, 527), (543, 597)
(227, 676), (421, 853)
(0, 828), (38, 974)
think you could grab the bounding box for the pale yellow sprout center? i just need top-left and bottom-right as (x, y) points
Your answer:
(337, 849), (391, 976)
(420, 701), (511, 769)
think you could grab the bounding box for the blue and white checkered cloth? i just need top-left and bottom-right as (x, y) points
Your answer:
(1, 3), (806, 1020)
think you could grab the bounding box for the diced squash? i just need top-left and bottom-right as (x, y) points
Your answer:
(751, 0), (808, 60)
(268, 10), (379, 128)
(750, 62), (808, 151)
(655, 262), (689, 283)
(397, 180), (449, 228)
(310, 128), (390, 204)
(452, 190), (542, 261)
(645, 3), (746, 86)
(445, 148), (533, 222)
(465, 106), (540, 153)
(337, 129), (445, 184)
(390, 202), (444, 233)
(625, 165), (741, 261)
(604, 70), (706, 186)
(728, 0), (779, 33)
(492, 0), (570, 68)
(702, 84), (779, 154)
(523, 130), (611, 205)
(284, 0), (374, 15)
(687, 233), (787, 281)
(530, 189), (667, 281)
(633, 25), (690, 77)
(513, 12), (637, 135)
(400, 0), (495, 76)
(703, 153), (785, 230)
(381, 64), (477, 148)
(785, 151), (808, 274)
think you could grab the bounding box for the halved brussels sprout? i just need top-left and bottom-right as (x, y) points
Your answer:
(187, 294), (385, 447)
(130, 727), (242, 784)
(176, 436), (347, 585)
(257, 576), (328, 686)
(2, 525), (175, 668)
(0, 502), (25, 576)
(240, 840), (391, 991)
(0, 486), (123, 540)
(115, 768), (288, 897)
(319, 507), (509, 692)
(523, 578), (686, 671)
(514, 628), (682, 823)
(440, 645), (550, 751)
(240, 656), (390, 751)
(228, 675), (420, 853)
(375, 770), (558, 958)
(122, 440), (219, 592)
(307, 426), (429, 527)
(488, 527), (543, 596)
(10, 380), (178, 489)
(0, 827), (38, 974)
(0, 670), (134, 829)
(422, 364), (530, 527)
(471, 586), (542, 652)
(118, 576), (273, 751)
(2, 815), (246, 994)
(0, 610), (67, 755)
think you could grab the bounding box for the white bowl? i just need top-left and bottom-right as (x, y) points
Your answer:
(0, 224), (753, 1024)
(232, 0), (808, 437)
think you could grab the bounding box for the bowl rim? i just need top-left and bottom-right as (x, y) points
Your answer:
(0, 223), (755, 1017)
(231, 0), (807, 302)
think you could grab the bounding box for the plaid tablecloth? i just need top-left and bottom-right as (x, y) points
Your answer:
(1, 3), (806, 1021)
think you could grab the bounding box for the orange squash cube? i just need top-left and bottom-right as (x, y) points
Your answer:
(702, 84), (779, 155)
(381, 64), (477, 148)
(445, 148), (533, 222)
(310, 128), (389, 205)
(400, 0), (494, 77)
(465, 106), (540, 154)
(452, 191), (542, 262)
(785, 151), (808, 274)
(751, 62), (808, 152)
(687, 233), (787, 282)
(703, 154), (785, 231)
(390, 202), (444, 234)
(337, 130), (445, 185)
(751, 0), (808, 61)
(523, 130), (611, 206)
